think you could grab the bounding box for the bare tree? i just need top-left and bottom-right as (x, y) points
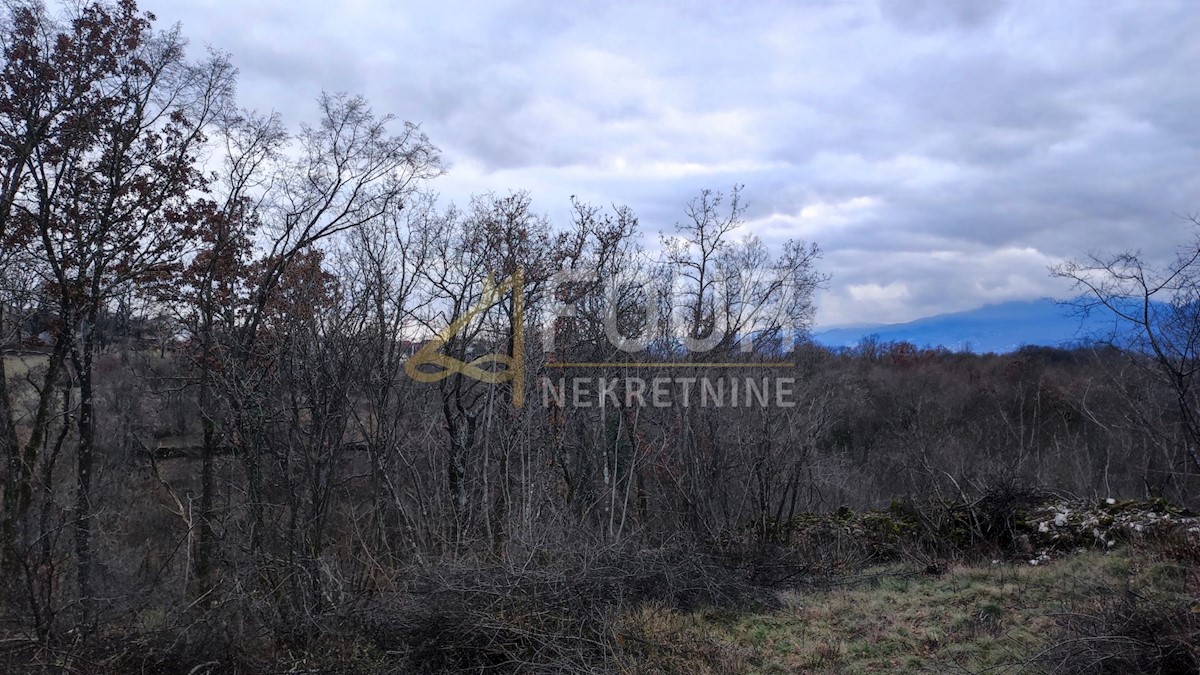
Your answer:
(1052, 218), (1200, 476)
(189, 93), (440, 599)
(661, 185), (825, 355)
(408, 193), (556, 550)
(169, 109), (285, 591)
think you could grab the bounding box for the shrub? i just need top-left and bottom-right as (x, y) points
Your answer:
(1040, 585), (1200, 674)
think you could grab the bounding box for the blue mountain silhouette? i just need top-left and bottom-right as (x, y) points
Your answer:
(812, 299), (1145, 354)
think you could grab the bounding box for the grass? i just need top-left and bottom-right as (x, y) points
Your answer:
(627, 548), (1195, 674)
(2, 354), (53, 427)
(2, 353), (49, 381)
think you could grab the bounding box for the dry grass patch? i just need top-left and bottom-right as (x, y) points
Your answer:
(622, 549), (1186, 674)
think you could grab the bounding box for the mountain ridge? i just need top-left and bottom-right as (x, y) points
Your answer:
(812, 299), (1128, 354)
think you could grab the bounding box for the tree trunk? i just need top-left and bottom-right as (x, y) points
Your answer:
(193, 307), (217, 590)
(71, 319), (96, 626)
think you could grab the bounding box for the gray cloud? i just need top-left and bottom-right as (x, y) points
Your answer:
(879, 0), (1010, 33)
(142, 0), (1200, 326)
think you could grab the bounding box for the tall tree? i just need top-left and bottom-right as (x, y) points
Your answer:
(198, 94), (440, 595)
(0, 0), (152, 569)
(173, 110), (283, 590)
(5, 0), (235, 621)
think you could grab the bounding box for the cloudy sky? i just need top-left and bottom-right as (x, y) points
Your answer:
(140, 0), (1200, 327)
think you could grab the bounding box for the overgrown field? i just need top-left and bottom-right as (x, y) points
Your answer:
(2, 353), (50, 407)
(3, 496), (1195, 674)
(2, 353), (48, 378)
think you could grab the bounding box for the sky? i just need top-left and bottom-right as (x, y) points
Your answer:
(139, 0), (1200, 327)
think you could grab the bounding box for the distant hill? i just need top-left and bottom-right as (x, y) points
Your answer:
(812, 299), (1134, 354)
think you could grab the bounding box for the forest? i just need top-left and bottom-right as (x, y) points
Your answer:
(1, 2), (1198, 673)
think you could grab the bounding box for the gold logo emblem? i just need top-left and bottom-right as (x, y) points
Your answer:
(405, 269), (525, 407)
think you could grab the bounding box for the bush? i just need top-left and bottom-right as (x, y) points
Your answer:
(339, 542), (764, 673)
(1040, 585), (1200, 674)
